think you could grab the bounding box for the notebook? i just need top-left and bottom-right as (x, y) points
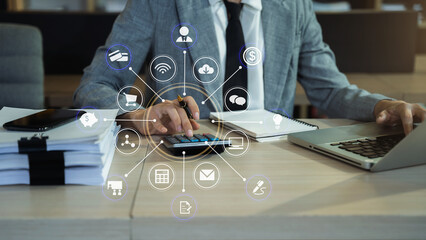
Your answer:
(209, 109), (318, 142)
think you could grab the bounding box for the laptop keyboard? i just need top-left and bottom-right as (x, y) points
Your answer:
(330, 134), (405, 159)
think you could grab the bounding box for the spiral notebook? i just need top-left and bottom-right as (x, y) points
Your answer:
(210, 109), (318, 142)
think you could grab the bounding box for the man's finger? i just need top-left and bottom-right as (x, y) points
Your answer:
(376, 110), (393, 125)
(183, 96), (200, 120)
(399, 108), (413, 135)
(165, 107), (182, 132)
(190, 119), (200, 130)
(176, 107), (193, 137)
(412, 104), (426, 122)
(151, 120), (168, 134)
(151, 109), (168, 134)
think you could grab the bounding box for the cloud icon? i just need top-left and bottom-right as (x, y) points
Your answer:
(198, 64), (215, 75)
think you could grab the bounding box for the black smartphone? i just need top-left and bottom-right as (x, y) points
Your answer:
(3, 109), (85, 132)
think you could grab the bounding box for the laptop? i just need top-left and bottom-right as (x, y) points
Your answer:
(288, 122), (426, 172)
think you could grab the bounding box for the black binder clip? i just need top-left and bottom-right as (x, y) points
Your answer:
(17, 134), (65, 185)
(18, 134), (49, 154)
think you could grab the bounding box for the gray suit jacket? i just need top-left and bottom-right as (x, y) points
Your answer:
(74, 0), (388, 120)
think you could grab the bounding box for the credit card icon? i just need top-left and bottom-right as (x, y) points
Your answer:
(109, 50), (129, 62)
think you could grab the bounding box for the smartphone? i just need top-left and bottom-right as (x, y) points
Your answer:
(3, 109), (85, 132)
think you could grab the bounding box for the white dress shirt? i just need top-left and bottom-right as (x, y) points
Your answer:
(209, 0), (265, 110)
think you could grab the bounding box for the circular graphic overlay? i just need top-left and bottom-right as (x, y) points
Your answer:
(144, 83), (224, 162)
(192, 56), (220, 84)
(114, 128), (141, 155)
(116, 86), (143, 113)
(193, 162), (221, 189)
(245, 174), (272, 202)
(102, 175), (128, 201)
(75, 106), (104, 134)
(171, 23), (198, 50)
(223, 129), (250, 157)
(243, 47), (262, 66)
(171, 194), (198, 221)
(239, 43), (265, 69)
(148, 163), (176, 191)
(105, 44), (132, 70)
(224, 87), (251, 113)
(149, 55), (177, 83)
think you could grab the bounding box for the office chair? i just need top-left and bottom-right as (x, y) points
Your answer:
(0, 23), (44, 109)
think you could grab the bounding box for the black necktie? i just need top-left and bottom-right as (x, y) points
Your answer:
(223, 1), (248, 111)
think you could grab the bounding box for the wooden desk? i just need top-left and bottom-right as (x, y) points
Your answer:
(132, 120), (426, 240)
(1, 120), (426, 240)
(0, 137), (150, 240)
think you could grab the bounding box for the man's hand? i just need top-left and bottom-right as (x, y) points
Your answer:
(118, 96), (200, 137)
(374, 100), (426, 135)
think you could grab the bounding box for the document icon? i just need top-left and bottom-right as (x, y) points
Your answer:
(200, 169), (215, 181)
(179, 201), (192, 215)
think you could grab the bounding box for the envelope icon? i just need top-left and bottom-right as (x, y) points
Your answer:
(200, 169), (215, 181)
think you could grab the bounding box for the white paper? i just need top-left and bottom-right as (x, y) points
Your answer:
(0, 107), (119, 154)
(210, 109), (317, 141)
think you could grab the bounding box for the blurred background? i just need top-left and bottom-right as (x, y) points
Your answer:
(0, 0), (425, 118)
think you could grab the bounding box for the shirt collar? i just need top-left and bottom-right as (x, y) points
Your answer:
(241, 0), (262, 11)
(209, 0), (262, 11)
(209, 0), (222, 7)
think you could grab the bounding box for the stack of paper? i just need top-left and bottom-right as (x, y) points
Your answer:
(0, 107), (119, 185)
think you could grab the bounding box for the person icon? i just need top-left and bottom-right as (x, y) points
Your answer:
(176, 26), (193, 43)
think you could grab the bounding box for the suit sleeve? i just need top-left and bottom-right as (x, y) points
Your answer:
(296, 0), (390, 121)
(73, 0), (154, 115)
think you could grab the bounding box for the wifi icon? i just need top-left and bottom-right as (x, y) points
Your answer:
(154, 63), (171, 74)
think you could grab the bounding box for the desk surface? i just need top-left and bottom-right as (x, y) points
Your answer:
(0, 136), (150, 240)
(1, 119), (426, 240)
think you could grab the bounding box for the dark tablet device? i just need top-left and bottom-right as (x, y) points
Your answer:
(3, 109), (85, 132)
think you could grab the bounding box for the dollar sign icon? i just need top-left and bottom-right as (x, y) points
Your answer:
(80, 112), (98, 127)
(249, 50), (256, 62)
(243, 47), (261, 66)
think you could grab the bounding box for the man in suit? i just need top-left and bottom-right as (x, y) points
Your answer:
(74, 0), (426, 137)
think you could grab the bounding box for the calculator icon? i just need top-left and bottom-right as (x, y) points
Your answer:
(154, 169), (170, 184)
(162, 133), (231, 156)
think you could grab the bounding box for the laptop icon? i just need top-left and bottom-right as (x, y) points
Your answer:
(229, 137), (244, 150)
(288, 122), (426, 172)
